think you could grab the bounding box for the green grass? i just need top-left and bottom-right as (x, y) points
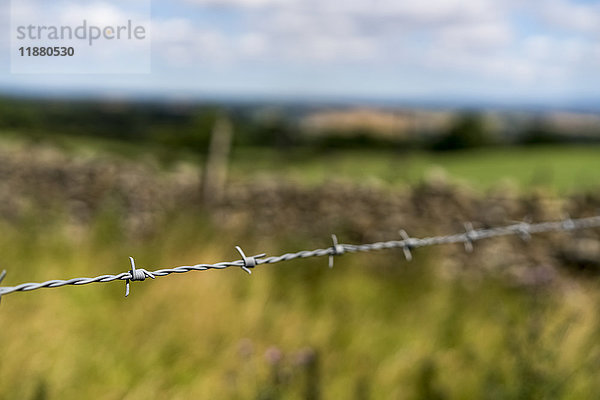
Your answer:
(229, 146), (600, 194)
(2, 131), (600, 193)
(1, 135), (600, 398)
(2, 212), (600, 399)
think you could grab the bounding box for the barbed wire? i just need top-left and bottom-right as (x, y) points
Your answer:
(1, 215), (600, 302)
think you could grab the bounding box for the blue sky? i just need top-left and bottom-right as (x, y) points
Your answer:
(1, 0), (600, 107)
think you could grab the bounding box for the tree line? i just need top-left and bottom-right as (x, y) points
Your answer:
(0, 97), (597, 153)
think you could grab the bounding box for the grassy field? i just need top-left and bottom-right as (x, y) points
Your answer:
(2, 134), (600, 399)
(228, 146), (600, 194)
(3, 131), (600, 193)
(2, 212), (600, 399)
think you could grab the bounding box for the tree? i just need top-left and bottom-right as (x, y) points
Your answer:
(433, 112), (492, 151)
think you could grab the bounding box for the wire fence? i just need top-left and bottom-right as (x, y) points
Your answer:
(1, 215), (600, 302)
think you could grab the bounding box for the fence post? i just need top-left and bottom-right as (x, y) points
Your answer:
(201, 115), (233, 206)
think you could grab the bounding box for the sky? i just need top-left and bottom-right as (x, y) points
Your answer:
(0, 0), (599, 108)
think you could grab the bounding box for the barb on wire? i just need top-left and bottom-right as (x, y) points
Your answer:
(329, 234), (345, 268)
(235, 246), (266, 275)
(0, 215), (599, 302)
(517, 221), (532, 242)
(398, 230), (413, 261)
(125, 257), (155, 297)
(562, 216), (576, 231)
(0, 270), (6, 304)
(463, 222), (476, 253)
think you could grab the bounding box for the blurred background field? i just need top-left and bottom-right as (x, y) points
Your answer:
(2, 98), (600, 193)
(1, 100), (600, 399)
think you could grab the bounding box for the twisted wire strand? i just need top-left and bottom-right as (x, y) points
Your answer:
(1, 215), (599, 299)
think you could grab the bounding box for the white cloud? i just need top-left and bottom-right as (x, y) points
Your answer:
(60, 3), (129, 25)
(184, 0), (501, 22)
(436, 22), (514, 51)
(424, 30), (600, 89)
(152, 18), (197, 43)
(6, 0), (600, 100)
(522, 35), (599, 73)
(541, 0), (600, 34)
(184, 0), (287, 7)
(151, 9), (379, 66)
(238, 33), (268, 56)
(151, 0), (600, 93)
(276, 33), (378, 63)
(365, 0), (500, 25)
(151, 18), (233, 66)
(170, 0), (515, 66)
